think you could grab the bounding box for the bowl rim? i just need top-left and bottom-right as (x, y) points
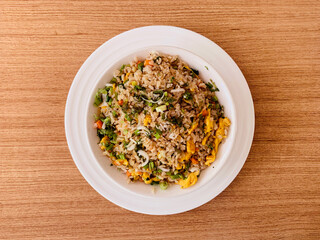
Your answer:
(83, 44), (238, 198)
(65, 25), (255, 215)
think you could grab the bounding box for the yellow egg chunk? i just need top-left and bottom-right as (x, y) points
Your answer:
(187, 138), (196, 154)
(144, 179), (153, 184)
(114, 159), (128, 166)
(202, 132), (211, 145)
(100, 136), (109, 150)
(214, 117), (231, 152)
(204, 111), (214, 134)
(144, 114), (152, 126)
(142, 172), (150, 179)
(124, 72), (130, 81)
(205, 151), (216, 166)
(178, 152), (192, 162)
(188, 121), (198, 135)
(131, 170), (142, 181)
(177, 171), (199, 189)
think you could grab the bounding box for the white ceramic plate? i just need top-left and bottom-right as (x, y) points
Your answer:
(65, 26), (255, 215)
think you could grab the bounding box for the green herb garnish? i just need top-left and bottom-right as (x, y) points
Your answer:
(137, 62), (144, 71)
(205, 79), (219, 92)
(110, 77), (117, 84)
(159, 181), (168, 190)
(149, 161), (155, 170)
(117, 153), (126, 160)
(125, 114), (132, 122)
(183, 91), (192, 100)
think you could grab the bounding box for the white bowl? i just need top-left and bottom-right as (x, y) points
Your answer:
(86, 46), (237, 197)
(65, 26), (254, 215)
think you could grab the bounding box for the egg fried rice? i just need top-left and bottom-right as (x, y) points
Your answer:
(93, 51), (230, 189)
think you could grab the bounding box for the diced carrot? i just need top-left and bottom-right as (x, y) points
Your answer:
(202, 109), (208, 116)
(126, 171), (131, 177)
(191, 158), (199, 164)
(95, 120), (103, 129)
(195, 147), (199, 152)
(118, 99), (123, 106)
(137, 61), (141, 64)
(144, 59), (152, 66)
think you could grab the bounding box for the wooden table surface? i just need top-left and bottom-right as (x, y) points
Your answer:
(1, 0), (319, 239)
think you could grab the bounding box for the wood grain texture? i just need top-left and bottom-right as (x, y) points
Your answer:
(1, 0), (319, 239)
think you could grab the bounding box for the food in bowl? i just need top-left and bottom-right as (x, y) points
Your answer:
(93, 51), (231, 189)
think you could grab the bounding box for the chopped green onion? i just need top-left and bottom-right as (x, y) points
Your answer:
(103, 117), (111, 126)
(94, 92), (102, 106)
(206, 79), (219, 92)
(149, 161), (155, 170)
(134, 129), (140, 136)
(137, 62), (144, 71)
(183, 91), (192, 100)
(153, 90), (163, 95)
(110, 77), (117, 84)
(143, 164), (148, 169)
(159, 181), (168, 190)
(120, 64), (126, 72)
(125, 114), (132, 122)
(154, 132), (161, 139)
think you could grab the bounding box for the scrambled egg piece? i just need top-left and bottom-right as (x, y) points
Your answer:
(201, 132), (211, 146)
(130, 170), (142, 180)
(100, 136), (109, 150)
(204, 111), (214, 134)
(178, 152), (192, 162)
(178, 138), (196, 162)
(176, 163), (186, 170)
(113, 159), (128, 166)
(214, 117), (231, 152)
(142, 172), (150, 179)
(204, 117), (231, 166)
(205, 151), (216, 166)
(124, 72), (130, 81)
(142, 172), (153, 184)
(144, 115), (152, 126)
(177, 171), (199, 189)
(142, 172), (160, 184)
(187, 138), (196, 154)
(188, 121), (198, 135)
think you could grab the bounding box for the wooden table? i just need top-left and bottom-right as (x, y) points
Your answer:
(1, 1), (319, 239)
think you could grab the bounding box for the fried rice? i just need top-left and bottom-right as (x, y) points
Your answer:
(93, 51), (231, 190)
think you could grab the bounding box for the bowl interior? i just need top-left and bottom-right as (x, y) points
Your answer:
(85, 46), (236, 198)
